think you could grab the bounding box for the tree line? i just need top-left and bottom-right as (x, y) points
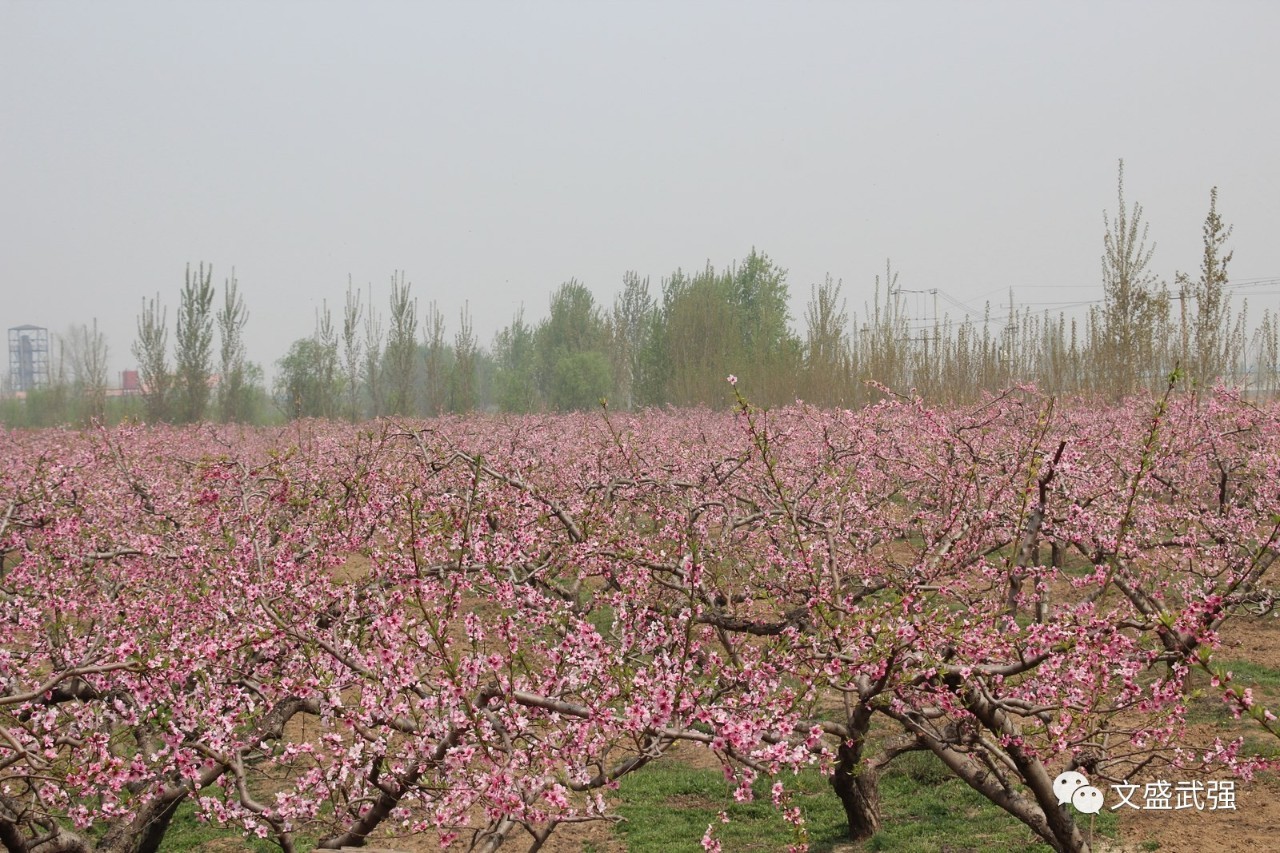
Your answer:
(3, 163), (1275, 427)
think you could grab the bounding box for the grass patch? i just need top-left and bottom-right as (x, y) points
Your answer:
(866, 750), (1118, 852)
(1212, 659), (1280, 692)
(1184, 690), (1238, 727)
(613, 751), (1118, 852)
(1240, 734), (1280, 762)
(155, 795), (325, 852)
(613, 759), (846, 852)
(587, 602), (617, 638)
(1185, 658), (1280, 727)
(1054, 550), (1098, 578)
(156, 801), (283, 851)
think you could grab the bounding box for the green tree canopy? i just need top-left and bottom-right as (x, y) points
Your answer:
(276, 337), (341, 420)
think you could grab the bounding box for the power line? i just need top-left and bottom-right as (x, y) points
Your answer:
(995, 277), (1280, 310)
(846, 276), (1280, 343)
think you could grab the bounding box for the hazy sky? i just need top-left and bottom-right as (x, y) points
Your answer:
(4, 1), (1279, 382)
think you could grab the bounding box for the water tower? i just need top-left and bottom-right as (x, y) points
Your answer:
(8, 325), (51, 392)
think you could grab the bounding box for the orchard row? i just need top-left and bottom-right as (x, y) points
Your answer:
(2, 384), (1278, 853)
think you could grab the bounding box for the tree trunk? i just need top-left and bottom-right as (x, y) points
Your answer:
(830, 738), (882, 840)
(829, 704), (881, 841)
(132, 796), (184, 853)
(97, 792), (186, 853)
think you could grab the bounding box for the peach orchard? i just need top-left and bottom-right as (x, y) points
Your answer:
(2, 381), (1279, 853)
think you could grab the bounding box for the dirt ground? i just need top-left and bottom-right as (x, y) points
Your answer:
(1100, 614), (1280, 853)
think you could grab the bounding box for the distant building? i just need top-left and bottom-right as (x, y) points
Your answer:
(8, 325), (50, 392)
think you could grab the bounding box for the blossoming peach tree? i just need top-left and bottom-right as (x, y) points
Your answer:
(1, 379), (1277, 853)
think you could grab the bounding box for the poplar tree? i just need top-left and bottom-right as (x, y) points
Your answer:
(341, 280), (364, 422)
(313, 301), (340, 419)
(493, 309), (538, 413)
(1101, 160), (1167, 396)
(133, 293), (171, 422)
(535, 281), (611, 410)
(423, 300), (448, 416)
(384, 272), (417, 417)
(175, 263), (215, 423)
(362, 283), (385, 418)
(450, 302), (477, 413)
(610, 272), (653, 411)
(1178, 187), (1236, 385)
(216, 271), (250, 422)
(802, 276), (852, 407)
(64, 319), (110, 424)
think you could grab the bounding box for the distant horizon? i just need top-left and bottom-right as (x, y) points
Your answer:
(5, 2), (1279, 383)
(7, 247), (1280, 392)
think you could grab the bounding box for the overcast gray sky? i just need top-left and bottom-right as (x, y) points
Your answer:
(4, 1), (1279, 382)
